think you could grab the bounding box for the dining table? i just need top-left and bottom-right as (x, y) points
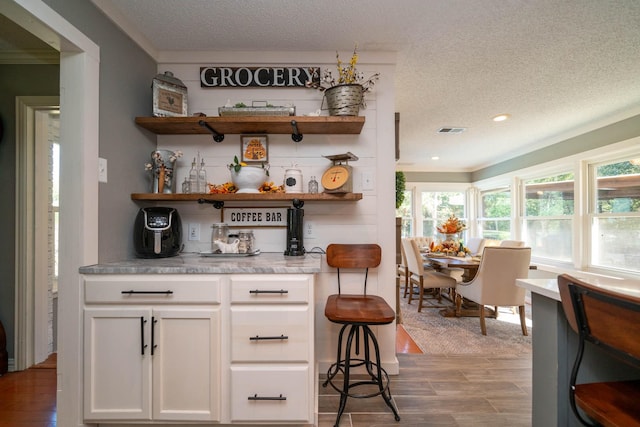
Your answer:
(422, 253), (495, 318)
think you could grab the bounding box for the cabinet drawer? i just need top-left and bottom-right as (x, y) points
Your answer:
(231, 307), (310, 362)
(230, 275), (312, 303)
(230, 366), (311, 422)
(84, 275), (221, 304)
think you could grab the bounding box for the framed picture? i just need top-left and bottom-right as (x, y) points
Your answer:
(240, 134), (269, 163)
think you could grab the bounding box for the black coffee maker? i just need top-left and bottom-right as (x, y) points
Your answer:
(284, 199), (305, 256)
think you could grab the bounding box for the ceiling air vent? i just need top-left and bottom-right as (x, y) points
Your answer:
(437, 127), (466, 134)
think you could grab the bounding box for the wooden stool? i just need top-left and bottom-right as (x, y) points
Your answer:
(558, 274), (640, 426)
(323, 244), (400, 427)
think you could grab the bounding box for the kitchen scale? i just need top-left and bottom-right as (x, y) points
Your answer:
(321, 152), (358, 194)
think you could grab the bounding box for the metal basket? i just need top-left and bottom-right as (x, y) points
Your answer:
(322, 84), (364, 116)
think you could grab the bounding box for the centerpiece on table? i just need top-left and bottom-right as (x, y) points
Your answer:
(431, 214), (469, 256)
(306, 45), (379, 116)
(227, 156), (270, 193)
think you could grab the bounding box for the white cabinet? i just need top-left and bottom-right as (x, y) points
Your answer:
(229, 275), (315, 424)
(83, 275), (221, 422)
(82, 272), (315, 425)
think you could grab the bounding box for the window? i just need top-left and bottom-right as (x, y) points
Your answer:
(421, 190), (467, 239)
(396, 188), (413, 237)
(478, 188), (511, 240)
(523, 172), (574, 262)
(590, 159), (640, 273)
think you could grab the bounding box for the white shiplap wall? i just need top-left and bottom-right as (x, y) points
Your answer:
(156, 51), (399, 372)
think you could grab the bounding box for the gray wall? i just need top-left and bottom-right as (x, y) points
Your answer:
(0, 0), (157, 362)
(43, 0), (158, 262)
(0, 64), (60, 360)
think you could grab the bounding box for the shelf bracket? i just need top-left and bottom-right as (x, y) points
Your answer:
(290, 120), (303, 142)
(198, 120), (225, 142)
(198, 199), (225, 209)
(292, 198), (304, 209)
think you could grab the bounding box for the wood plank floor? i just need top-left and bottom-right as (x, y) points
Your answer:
(0, 354), (57, 427)
(0, 332), (531, 427)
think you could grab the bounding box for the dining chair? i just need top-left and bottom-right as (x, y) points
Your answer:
(454, 246), (531, 335)
(499, 239), (525, 247)
(557, 274), (640, 426)
(465, 237), (486, 255)
(444, 237), (486, 283)
(402, 238), (457, 312)
(398, 238), (410, 298)
(323, 243), (400, 427)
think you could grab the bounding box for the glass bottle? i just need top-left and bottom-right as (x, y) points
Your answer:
(188, 158), (198, 193)
(308, 176), (318, 194)
(181, 177), (190, 194)
(198, 159), (207, 193)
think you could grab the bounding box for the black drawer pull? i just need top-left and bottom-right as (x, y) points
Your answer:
(250, 334), (288, 341)
(249, 289), (288, 294)
(140, 317), (148, 355)
(248, 393), (286, 401)
(122, 290), (174, 295)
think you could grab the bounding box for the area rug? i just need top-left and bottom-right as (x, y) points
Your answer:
(399, 295), (532, 356)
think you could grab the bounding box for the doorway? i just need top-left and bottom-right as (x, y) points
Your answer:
(14, 97), (59, 368)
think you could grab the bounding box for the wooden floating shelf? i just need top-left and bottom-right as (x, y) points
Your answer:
(131, 193), (363, 202)
(135, 116), (365, 135)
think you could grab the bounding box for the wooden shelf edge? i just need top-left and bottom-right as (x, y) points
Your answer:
(131, 193), (363, 202)
(134, 115), (365, 135)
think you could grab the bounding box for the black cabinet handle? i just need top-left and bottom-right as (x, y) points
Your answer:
(248, 393), (286, 401)
(140, 317), (148, 355)
(151, 317), (158, 355)
(249, 334), (288, 341)
(122, 290), (173, 295)
(249, 289), (288, 294)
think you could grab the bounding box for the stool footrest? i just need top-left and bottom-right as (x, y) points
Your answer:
(324, 359), (392, 399)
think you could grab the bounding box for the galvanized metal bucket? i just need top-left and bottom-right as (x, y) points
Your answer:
(322, 84), (364, 116)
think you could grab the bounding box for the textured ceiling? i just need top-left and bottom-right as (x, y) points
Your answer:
(8, 1), (640, 172)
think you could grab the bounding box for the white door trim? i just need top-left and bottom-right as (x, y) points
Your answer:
(14, 96), (59, 370)
(3, 1), (100, 425)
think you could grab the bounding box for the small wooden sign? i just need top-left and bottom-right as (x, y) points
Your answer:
(222, 207), (288, 227)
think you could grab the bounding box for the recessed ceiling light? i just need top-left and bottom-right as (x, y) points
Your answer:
(431, 156), (440, 160)
(492, 114), (510, 122)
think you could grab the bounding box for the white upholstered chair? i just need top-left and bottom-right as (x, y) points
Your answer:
(446, 237), (486, 283)
(402, 238), (457, 312)
(465, 237), (486, 255)
(499, 240), (525, 247)
(454, 246), (531, 335)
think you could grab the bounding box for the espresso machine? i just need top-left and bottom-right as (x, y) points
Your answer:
(284, 199), (305, 256)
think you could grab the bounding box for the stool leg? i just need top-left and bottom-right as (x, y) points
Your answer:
(366, 325), (401, 421)
(334, 324), (358, 427)
(324, 324), (348, 386)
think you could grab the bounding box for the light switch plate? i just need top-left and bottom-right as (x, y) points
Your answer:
(98, 157), (108, 183)
(362, 171), (374, 190)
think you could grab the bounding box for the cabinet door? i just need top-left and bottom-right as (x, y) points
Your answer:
(152, 308), (221, 421)
(84, 307), (152, 420)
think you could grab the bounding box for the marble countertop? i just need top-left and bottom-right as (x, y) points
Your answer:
(517, 276), (640, 302)
(79, 252), (323, 274)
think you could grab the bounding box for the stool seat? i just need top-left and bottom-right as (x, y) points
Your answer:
(575, 380), (640, 426)
(325, 294), (396, 325)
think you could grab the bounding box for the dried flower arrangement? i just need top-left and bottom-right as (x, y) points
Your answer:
(305, 45), (380, 92)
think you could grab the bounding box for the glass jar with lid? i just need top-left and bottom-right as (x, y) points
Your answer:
(237, 230), (255, 254)
(211, 223), (229, 251)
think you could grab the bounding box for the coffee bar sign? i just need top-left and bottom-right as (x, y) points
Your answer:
(222, 207), (288, 227)
(200, 66), (319, 88)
